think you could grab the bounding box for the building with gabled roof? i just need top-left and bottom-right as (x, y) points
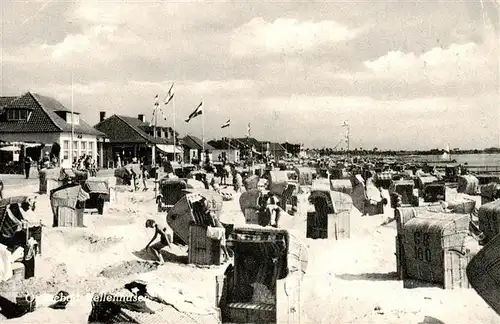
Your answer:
(261, 141), (287, 160)
(94, 113), (182, 167)
(180, 135), (215, 164)
(0, 92), (106, 165)
(208, 138), (240, 163)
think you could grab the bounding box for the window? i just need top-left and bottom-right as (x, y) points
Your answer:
(62, 140), (70, 161)
(6, 109), (28, 121)
(72, 141), (79, 159)
(88, 141), (94, 156)
(81, 141), (87, 152)
(67, 113), (80, 125)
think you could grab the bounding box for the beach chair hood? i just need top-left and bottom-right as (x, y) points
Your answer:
(50, 184), (90, 216)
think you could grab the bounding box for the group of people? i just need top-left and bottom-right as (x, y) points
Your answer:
(74, 154), (98, 176)
(126, 157), (150, 192)
(24, 153), (58, 179)
(21, 152), (99, 179)
(145, 159), (283, 265)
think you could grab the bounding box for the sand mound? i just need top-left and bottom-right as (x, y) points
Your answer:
(0, 263), (108, 298)
(78, 235), (122, 253)
(89, 213), (137, 227)
(48, 229), (123, 253)
(99, 260), (159, 278)
(129, 194), (154, 205)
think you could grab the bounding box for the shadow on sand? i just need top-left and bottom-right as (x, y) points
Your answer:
(133, 248), (188, 265)
(0, 295), (23, 319)
(336, 272), (399, 281)
(418, 316), (446, 324)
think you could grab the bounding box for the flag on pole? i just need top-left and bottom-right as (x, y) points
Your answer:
(185, 101), (203, 123)
(247, 122), (251, 138)
(164, 93), (174, 106)
(221, 119), (230, 129)
(164, 83), (174, 106)
(167, 82), (174, 96)
(154, 94), (159, 107)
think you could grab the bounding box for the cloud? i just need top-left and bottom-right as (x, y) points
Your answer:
(2, 0), (499, 150)
(362, 41), (498, 86)
(230, 17), (360, 57)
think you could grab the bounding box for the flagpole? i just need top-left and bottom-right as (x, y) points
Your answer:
(202, 99), (205, 160)
(153, 96), (158, 166)
(71, 72), (74, 165)
(173, 92), (176, 163)
(347, 124), (350, 152)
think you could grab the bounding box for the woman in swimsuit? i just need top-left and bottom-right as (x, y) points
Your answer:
(145, 219), (172, 264)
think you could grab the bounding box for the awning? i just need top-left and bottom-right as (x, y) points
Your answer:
(156, 144), (184, 154)
(0, 142), (43, 148)
(0, 146), (21, 152)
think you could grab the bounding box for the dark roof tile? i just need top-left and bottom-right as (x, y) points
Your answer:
(207, 140), (238, 150)
(0, 92), (104, 136)
(0, 96), (17, 107)
(181, 135), (215, 150)
(95, 115), (174, 144)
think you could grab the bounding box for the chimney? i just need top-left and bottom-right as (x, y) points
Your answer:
(100, 111), (106, 122)
(138, 114), (145, 123)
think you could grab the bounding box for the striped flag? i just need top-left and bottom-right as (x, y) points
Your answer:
(164, 83), (174, 106)
(221, 119), (230, 129)
(247, 122), (251, 138)
(185, 102), (203, 123)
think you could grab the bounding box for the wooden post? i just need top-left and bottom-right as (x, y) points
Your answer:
(99, 140), (104, 169)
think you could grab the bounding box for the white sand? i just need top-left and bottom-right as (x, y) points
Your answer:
(1, 183), (498, 323)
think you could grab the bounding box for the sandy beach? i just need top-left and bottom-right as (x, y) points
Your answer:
(0, 177), (497, 324)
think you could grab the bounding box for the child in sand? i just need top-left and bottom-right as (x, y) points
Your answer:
(145, 219), (172, 264)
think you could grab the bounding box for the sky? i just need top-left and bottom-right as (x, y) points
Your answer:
(0, 0), (499, 150)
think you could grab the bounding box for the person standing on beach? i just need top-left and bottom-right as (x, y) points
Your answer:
(116, 154), (122, 169)
(141, 161), (149, 191)
(222, 162), (231, 185)
(233, 170), (243, 193)
(202, 198), (230, 262)
(145, 219), (172, 265)
(24, 156), (32, 179)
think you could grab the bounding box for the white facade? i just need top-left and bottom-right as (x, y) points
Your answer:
(186, 149), (214, 164)
(0, 132), (99, 164)
(59, 133), (98, 164)
(212, 149), (240, 163)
